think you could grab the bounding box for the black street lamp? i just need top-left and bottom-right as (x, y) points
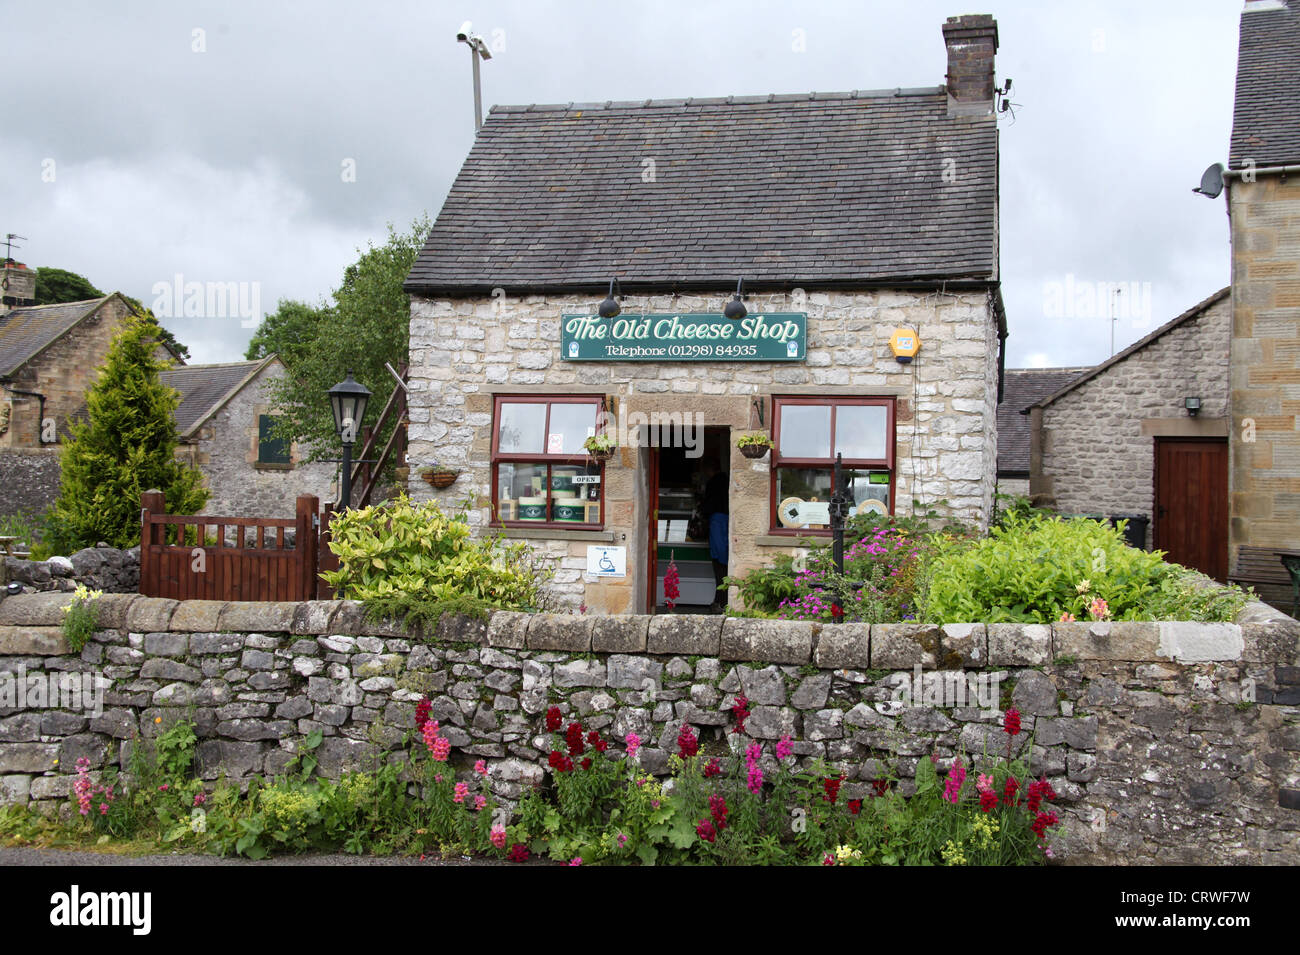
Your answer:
(328, 372), (371, 510)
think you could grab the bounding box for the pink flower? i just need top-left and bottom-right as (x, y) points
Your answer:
(1088, 597), (1110, 621)
(193, 792), (207, 807)
(431, 736), (451, 762)
(568, 857), (583, 866)
(474, 760), (489, 776)
(99, 803), (108, 815)
(158, 784), (169, 792)
(775, 734), (794, 760)
(617, 833), (628, 848)
(474, 795), (487, 811)
(453, 782), (469, 803)
(1059, 612), (1076, 622)
(745, 743), (763, 795)
(976, 774), (994, 796)
(490, 825), (507, 850)
(625, 733), (640, 758)
(942, 757), (966, 804)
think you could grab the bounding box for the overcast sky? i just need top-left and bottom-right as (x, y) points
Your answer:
(3, 0), (1243, 369)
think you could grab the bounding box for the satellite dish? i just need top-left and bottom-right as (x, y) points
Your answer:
(1193, 163), (1224, 198)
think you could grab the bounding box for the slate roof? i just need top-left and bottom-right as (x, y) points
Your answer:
(997, 368), (1090, 475)
(0, 297), (106, 377)
(1229, 0), (1300, 168)
(160, 359), (270, 435)
(406, 88), (999, 295)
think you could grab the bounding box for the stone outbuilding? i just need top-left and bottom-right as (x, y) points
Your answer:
(404, 14), (1009, 614)
(1026, 288), (1232, 577)
(995, 367), (1087, 499)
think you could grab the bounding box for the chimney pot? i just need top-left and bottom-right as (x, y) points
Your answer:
(943, 13), (999, 117)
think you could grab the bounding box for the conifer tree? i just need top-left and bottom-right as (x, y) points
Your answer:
(46, 310), (208, 551)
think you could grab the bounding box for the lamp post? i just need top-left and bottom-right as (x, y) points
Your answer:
(828, 452), (849, 624)
(328, 372), (371, 511)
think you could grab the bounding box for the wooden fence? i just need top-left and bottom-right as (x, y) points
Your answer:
(139, 491), (324, 602)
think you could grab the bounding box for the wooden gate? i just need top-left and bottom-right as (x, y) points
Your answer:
(139, 491), (320, 601)
(1154, 437), (1229, 582)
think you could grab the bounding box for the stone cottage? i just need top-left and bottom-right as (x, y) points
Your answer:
(1224, 0), (1300, 586)
(162, 357), (335, 517)
(0, 285), (152, 515)
(1025, 288), (1232, 577)
(0, 272), (332, 522)
(404, 13), (1008, 614)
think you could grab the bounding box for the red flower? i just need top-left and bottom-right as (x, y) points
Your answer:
(702, 758), (722, 778)
(822, 775), (843, 805)
(1002, 776), (1020, 807)
(581, 757), (593, 771)
(546, 706), (563, 732)
(1027, 779), (1057, 814)
(594, 738), (608, 753)
(695, 818), (716, 843)
(676, 724), (699, 760)
(565, 722), (585, 757)
(415, 698), (432, 729)
(709, 794), (729, 831)
(1004, 708), (1021, 737)
(979, 791), (998, 813)
(731, 695), (751, 735)
(1031, 810), (1059, 840)
(548, 751), (574, 773)
(507, 843), (530, 863)
(848, 799), (862, 816)
(870, 779), (889, 798)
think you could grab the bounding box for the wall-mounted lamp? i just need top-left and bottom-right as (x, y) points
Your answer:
(723, 278), (747, 320)
(1184, 396), (1202, 418)
(598, 278), (622, 319)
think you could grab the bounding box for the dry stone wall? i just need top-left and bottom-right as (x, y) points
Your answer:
(0, 592), (1296, 865)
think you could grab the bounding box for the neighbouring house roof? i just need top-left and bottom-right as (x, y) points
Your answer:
(405, 88), (999, 295)
(0, 295), (115, 377)
(160, 357), (276, 437)
(1230, 0), (1300, 168)
(1027, 287), (1231, 414)
(997, 367), (1091, 475)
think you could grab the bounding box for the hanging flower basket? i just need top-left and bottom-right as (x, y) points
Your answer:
(736, 432), (774, 459)
(583, 434), (617, 463)
(420, 467), (460, 489)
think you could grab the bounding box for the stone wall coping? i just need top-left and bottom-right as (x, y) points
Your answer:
(0, 593), (1291, 668)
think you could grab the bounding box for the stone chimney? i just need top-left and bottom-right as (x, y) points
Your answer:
(0, 262), (36, 317)
(942, 14), (999, 117)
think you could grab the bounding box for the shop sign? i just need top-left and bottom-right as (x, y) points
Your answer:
(561, 313), (806, 362)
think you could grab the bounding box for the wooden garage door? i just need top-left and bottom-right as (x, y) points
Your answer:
(1154, 437), (1228, 582)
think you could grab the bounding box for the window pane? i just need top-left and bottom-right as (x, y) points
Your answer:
(546, 403), (599, 456)
(836, 404), (888, 460)
(258, 415), (290, 464)
(550, 462), (601, 523)
(498, 403), (546, 454)
(778, 404), (831, 459)
(775, 468), (889, 528)
(497, 463), (549, 520)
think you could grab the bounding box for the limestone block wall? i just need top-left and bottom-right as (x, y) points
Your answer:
(0, 592), (1296, 864)
(1228, 175), (1300, 558)
(407, 289), (1000, 612)
(1035, 293), (1231, 548)
(180, 362), (335, 518)
(0, 449), (61, 518)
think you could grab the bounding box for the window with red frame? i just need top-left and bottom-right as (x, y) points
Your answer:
(769, 397), (895, 534)
(491, 396), (604, 527)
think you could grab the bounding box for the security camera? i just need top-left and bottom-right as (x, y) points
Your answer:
(457, 21), (473, 42)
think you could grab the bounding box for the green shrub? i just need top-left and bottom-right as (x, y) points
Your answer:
(59, 584), (104, 653)
(319, 494), (552, 631)
(923, 514), (1246, 623)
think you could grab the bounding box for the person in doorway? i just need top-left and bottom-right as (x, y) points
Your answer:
(699, 460), (729, 612)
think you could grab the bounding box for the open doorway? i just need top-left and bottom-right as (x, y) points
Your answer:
(647, 426), (730, 613)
